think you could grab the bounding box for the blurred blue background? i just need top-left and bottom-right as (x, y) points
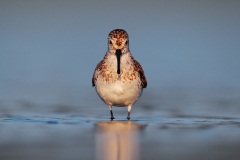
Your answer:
(0, 0), (240, 98)
(1, 2), (240, 160)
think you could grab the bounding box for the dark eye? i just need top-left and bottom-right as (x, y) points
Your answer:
(109, 40), (112, 44)
(125, 40), (128, 45)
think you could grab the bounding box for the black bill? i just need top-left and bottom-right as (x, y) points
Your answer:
(116, 49), (122, 74)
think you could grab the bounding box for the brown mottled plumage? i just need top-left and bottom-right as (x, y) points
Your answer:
(92, 29), (147, 120)
(132, 59), (147, 88)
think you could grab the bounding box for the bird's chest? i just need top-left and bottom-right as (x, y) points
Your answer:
(96, 57), (138, 85)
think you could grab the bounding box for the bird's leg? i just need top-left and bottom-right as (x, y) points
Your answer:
(127, 105), (132, 120)
(110, 110), (115, 120)
(109, 105), (115, 120)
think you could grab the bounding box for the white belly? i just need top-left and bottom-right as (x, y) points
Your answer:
(95, 78), (142, 107)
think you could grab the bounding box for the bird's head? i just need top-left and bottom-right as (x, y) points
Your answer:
(107, 29), (129, 74)
(108, 29), (129, 53)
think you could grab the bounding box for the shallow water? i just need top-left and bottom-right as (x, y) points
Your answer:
(1, 86), (240, 160)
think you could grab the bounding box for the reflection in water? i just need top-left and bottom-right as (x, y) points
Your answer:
(95, 121), (147, 160)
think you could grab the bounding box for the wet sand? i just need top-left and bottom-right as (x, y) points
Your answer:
(1, 87), (240, 160)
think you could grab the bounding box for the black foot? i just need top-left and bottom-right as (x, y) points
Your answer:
(127, 111), (131, 120)
(110, 110), (115, 120)
(110, 117), (115, 121)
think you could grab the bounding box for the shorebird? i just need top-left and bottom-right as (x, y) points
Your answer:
(92, 29), (147, 120)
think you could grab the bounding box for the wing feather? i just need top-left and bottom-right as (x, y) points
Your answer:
(133, 59), (147, 88)
(92, 60), (104, 87)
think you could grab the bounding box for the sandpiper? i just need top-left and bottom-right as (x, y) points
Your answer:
(92, 29), (147, 120)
